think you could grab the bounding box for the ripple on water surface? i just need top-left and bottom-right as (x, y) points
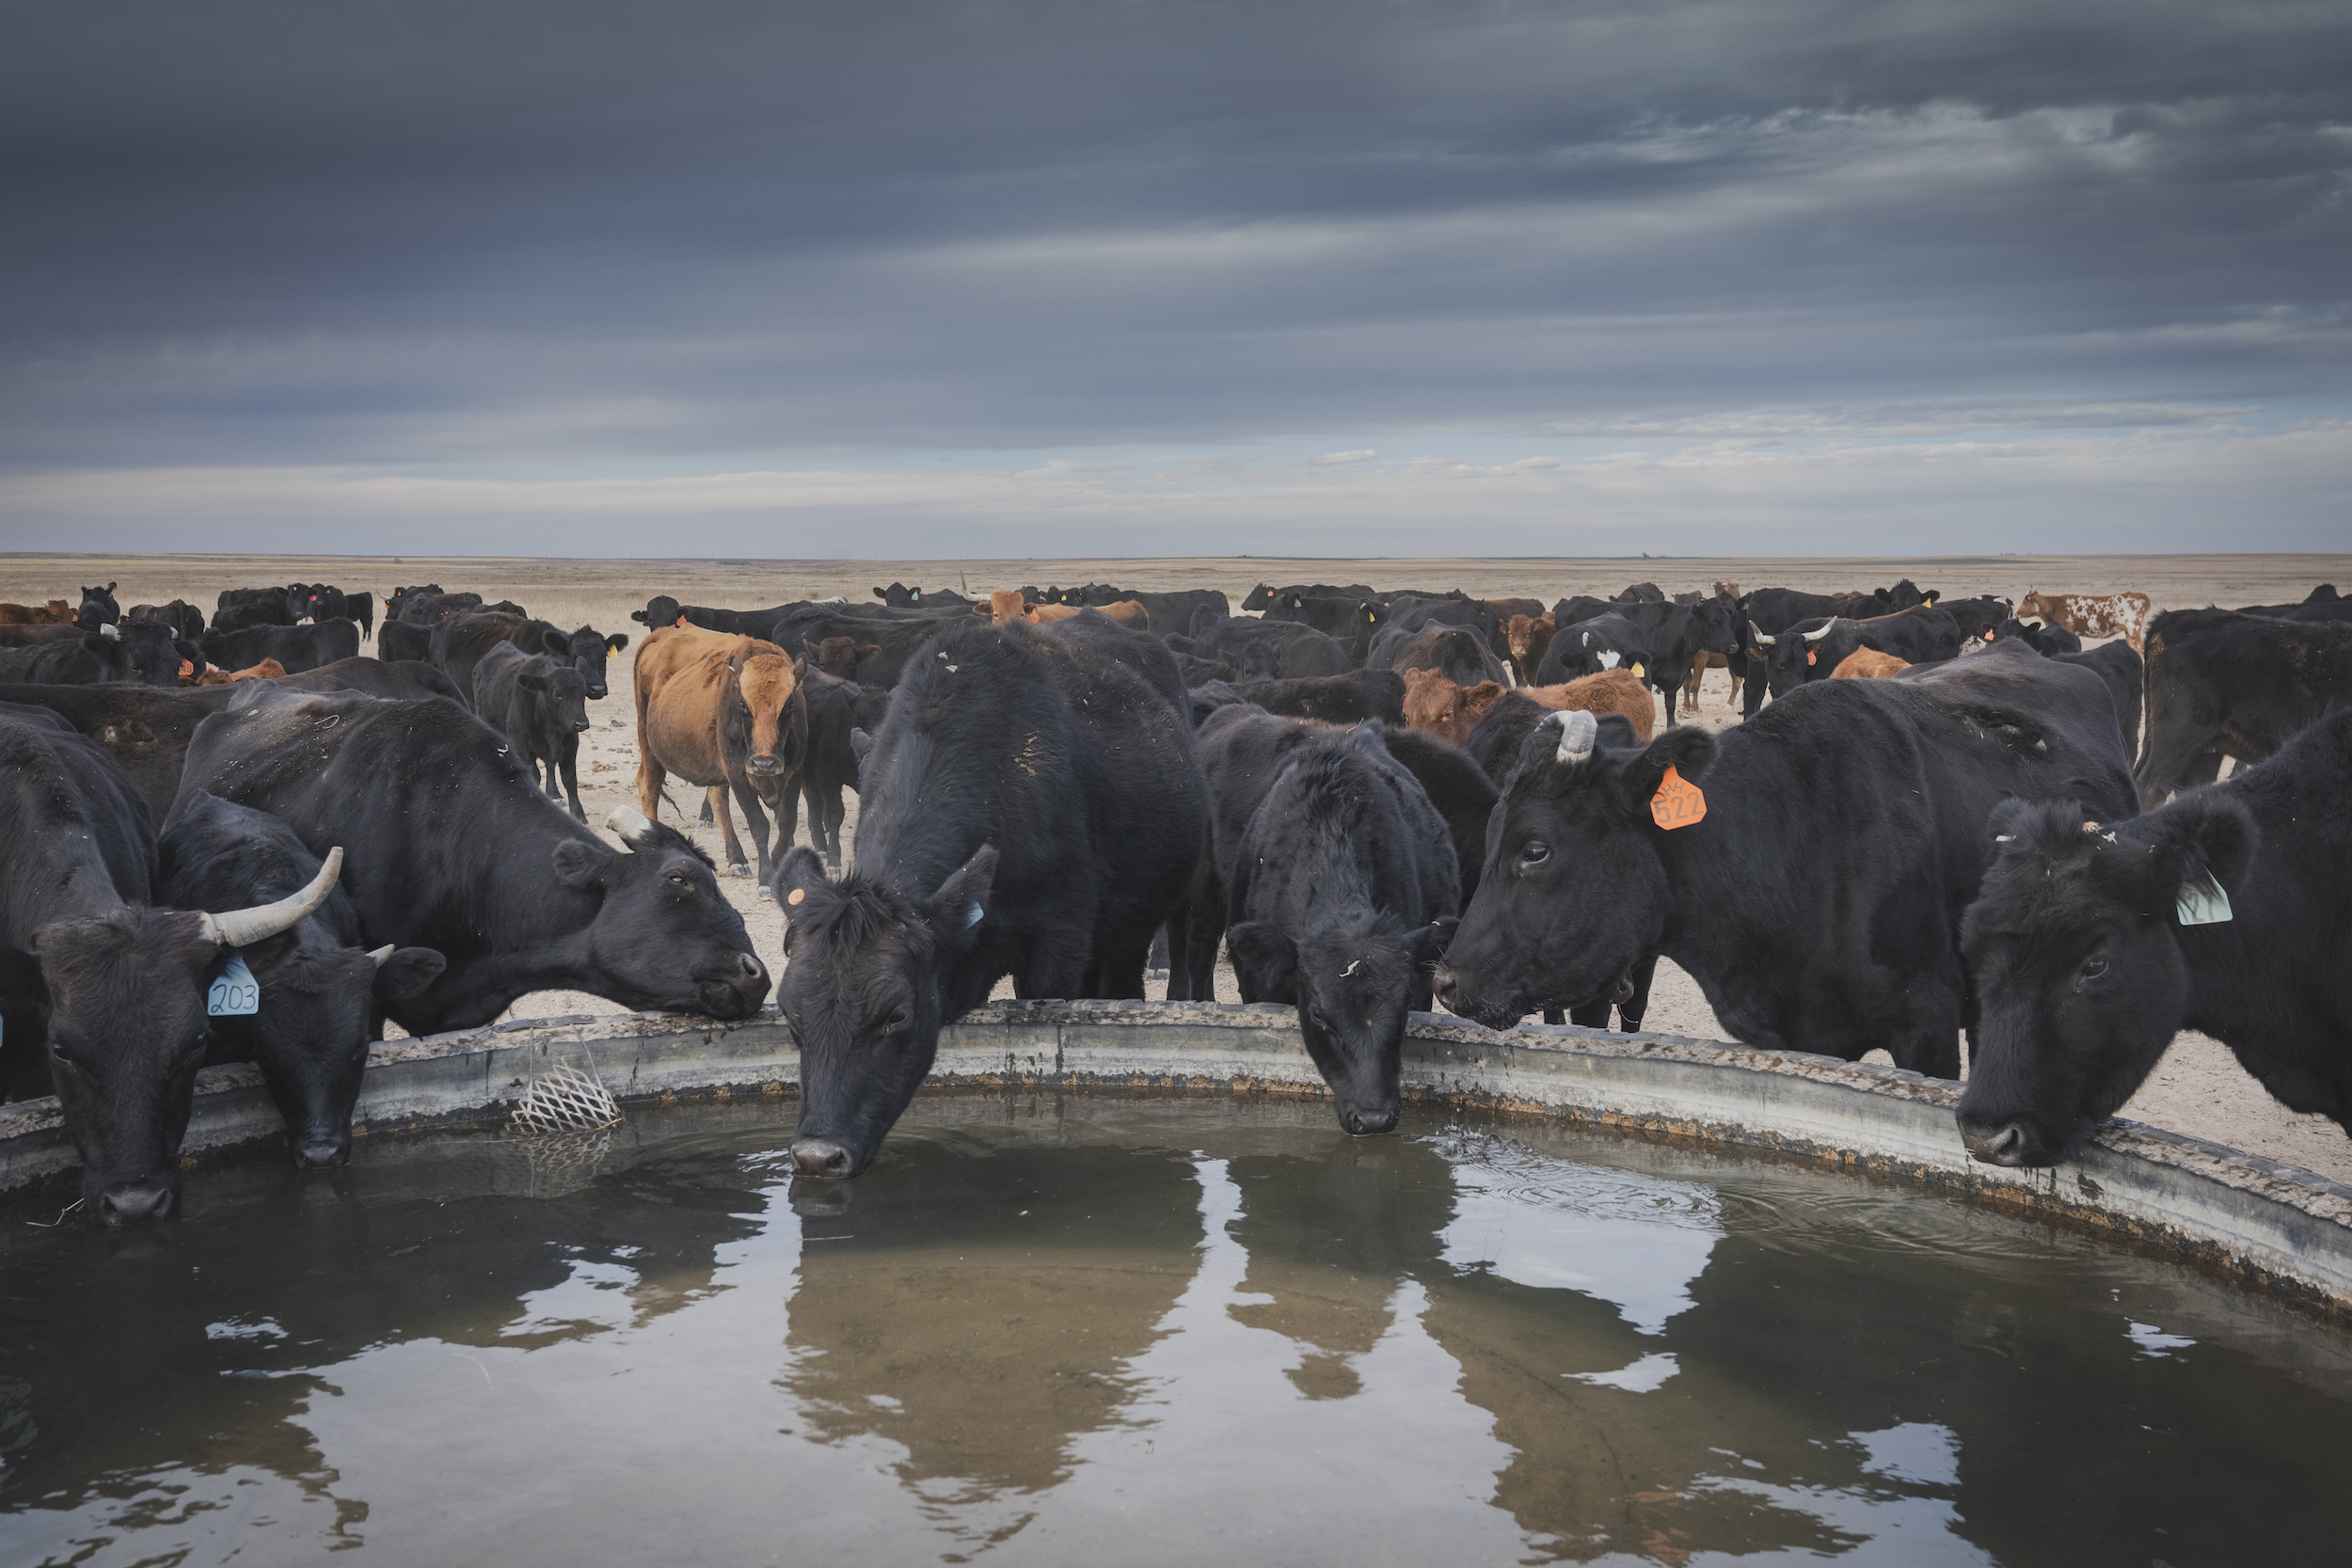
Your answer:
(2, 1094), (2348, 1567)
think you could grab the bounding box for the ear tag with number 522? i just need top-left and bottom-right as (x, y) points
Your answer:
(208, 955), (261, 1016)
(1650, 766), (1707, 830)
(2176, 870), (2233, 927)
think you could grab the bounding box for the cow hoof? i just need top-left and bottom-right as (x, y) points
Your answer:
(727, 861), (751, 878)
(755, 884), (773, 900)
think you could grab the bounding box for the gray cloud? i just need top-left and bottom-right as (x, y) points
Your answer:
(2, 1), (2346, 546)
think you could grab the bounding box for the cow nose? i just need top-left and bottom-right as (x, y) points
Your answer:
(294, 1136), (349, 1169)
(97, 1180), (176, 1225)
(747, 756), (778, 775)
(1343, 1104), (1399, 1136)
(734, 952), (767, 982)
(791, 1137), (854, 1180)
(574, 719), (591, 731)
(1432, 964), (1460, 1010)
(1961, 1120), (2028, 1166)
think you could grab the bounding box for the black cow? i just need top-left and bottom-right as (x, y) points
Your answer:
(1262, 592), (1388, 662)
(1731, 588), (1880, 718)
(1753, 605), (1963, 698)
(396, 591), (485, 626)
(176, 688), (770, 1035)
(285, 656), (469, 705)
(1375, 622), (1510, 688)
(771, 615), (1207, 1179)
(433, 610), (556, 698)
(1222, 723), (1459, 1134)
(1534, 611), (1652, 686)
(0, 683), (242, 822)
(631, 594), (821, 637)
(1241, 581), (1376, 611)
(794, 669), (866, 870)
(129, 600), (208, 641)
(1462, 688), (1552, 786)
(1938, 594), (2015, 641)
(2042, 641), (2144, 764)
(212, 599), (296, 634)
(2137, 609), (2352, 804)
(217, 585), (294, 615)
(522, 622), (628, 701)
(1191, 616), (1355, 680)
(1613, 581), (1665, 603)
(0, 627), (137, 686)
(378, 620), (433, 666)
(1191, 670), (1407, 727)
(1987, 617), (2082, 656)
(473, 642), (593, 820)
(345, 591), (376, 641)
(383, 584), (444, 622)
(766, 605), (975, 687)
(1955, 708), (2352, 1168)
(158, 792), (444, 1166)
(1611, 600), (1708, 722)
(2234, 585), (2352, 624)
(290, 584), (345, 624)
(200, 619), (361, 675)
(0, 716), (335, 1222)
(1376, 725), (1498, 908)
(74, 582), (121, 630)
(1434, 648), (2138, 1078)
(869, 581), (971, 608)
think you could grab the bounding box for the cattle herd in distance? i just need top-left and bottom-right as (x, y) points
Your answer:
(0, 571), (2345, 1218)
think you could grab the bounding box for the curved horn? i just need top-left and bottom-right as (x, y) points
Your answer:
(1748, 622), (1775, 646)
(1803, 621), (1836, 641)
(1549, 708), (1598, 764)
(201, 847), (342, 946)
(605, 804), (655, 846)
(367, 943), (395, 968)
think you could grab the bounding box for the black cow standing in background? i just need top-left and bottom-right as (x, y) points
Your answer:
(1957, 708), (2352, 1168)
(1436, 649), (2137, 1079)
(176, 688), (771, 1035)
(200, 618), (361, 674)
(472, 642), (594, 820)
(772, 615), (1207, 1180)
(2137, 609), (2352, 803)
(159, 792), (445, 1167)
(73, 583), (120, 631)
(0, 716), (336, 1222)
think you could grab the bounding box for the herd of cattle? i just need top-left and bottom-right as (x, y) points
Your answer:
(0, 571), (2344, 1220)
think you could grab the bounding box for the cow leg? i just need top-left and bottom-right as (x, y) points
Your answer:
(698, 796), (715, 826)
(1565, 1000), (1611, 1028)
(707, 784), (750, 877)
(1740, 661), (1769, 721)
(731, 775), (774, 888)
(1017, 939), (1091, 1002)
(1177, 867), (1223, 1002)
(1541, 1008), (1565, 1026)
(557, 734), (587, 821)
(636, 750), (667, 824)
(770, 769), (803, 858)
(1159, 906), (1191, 1002)
(1614, 954), (1658, 1032)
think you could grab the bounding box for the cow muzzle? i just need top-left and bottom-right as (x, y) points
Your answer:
(96, 1178), (179, 1226)
(747, 755), (780, 776)
(1960, 1120), (2027, 1166)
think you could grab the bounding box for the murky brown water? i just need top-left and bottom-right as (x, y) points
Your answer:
(3, 1094), (2347, 1566)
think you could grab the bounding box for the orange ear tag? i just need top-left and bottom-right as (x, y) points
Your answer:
(675, 614), (688, 627)
(1805, 650), (1816, 666)
(787, 887), (805, 906)
(1650, 766), (1707, 830)
(1983, 629), (1995, 641)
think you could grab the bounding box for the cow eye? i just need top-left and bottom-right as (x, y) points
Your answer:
(1518, 841), (1550, 868)
(2080, 956), (2109, 981)
(666, 871), (692, 889)
(881, 1006), (911, 1034)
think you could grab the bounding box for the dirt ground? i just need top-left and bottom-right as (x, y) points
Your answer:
(8, 549), (2348, 1180)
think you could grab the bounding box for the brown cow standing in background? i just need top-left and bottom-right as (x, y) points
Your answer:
(2020, 588), (2153, 654)
(1402, 667), (1654, 747)
(0, 599), (73, 625)
(1830, 647), (1911, 679)
(190, 657), (288, 686)
(634, 624), (809, 888)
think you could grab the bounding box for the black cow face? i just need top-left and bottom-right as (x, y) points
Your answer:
(21, 907), (225, 1224)
(551, 816), (769, 1020)
(1226, 917), (1455, 1135)
(1956, 796), (2254, 1168)
(1752, 619), (1833, 694)
(1436, 715), (1711, 1030)
(771, 844), (993, 1179)
(75, 582), (119, 631)
(227, 938), (445, 1167)
(559, 627), (628, 700)
(521, 662), (592, 735)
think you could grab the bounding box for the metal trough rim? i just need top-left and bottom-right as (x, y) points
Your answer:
(3, 999), (2347, 1317)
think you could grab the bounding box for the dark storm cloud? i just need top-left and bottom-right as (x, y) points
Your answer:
(1, 1), (2346, 483)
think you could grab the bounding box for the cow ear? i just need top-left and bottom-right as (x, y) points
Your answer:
(1624, 726), (1718, 806)
(791, 657), (806, 679)
(861, 644), (880, 661)
(0, 945), (51, 1019)
(542, 629), (572, 657)
(2141, 793), (2259, 904)
(771, 846), (830, 929)
(923, 846), (997, 942)
(550, 838), (610, 888)
(1224, 921), (1297, 994)
(372, 946), (447, 1002)
(606, 633), (628, 653)
(518, 669), (548, 690)
(1405, 917), (1457, 970)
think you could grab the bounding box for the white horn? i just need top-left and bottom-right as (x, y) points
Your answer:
(99, 622), (119, 640)
(605, 804), (654, 845)
(1803, 622), (1835, 641)
(201, 847), (343, 947)
(367, 943), (395, 968)
(1549, 708), (1597, 764)
(1748, 622), (1775, 646)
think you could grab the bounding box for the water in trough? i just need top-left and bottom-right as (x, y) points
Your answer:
(2, 1093), (2347, 1565)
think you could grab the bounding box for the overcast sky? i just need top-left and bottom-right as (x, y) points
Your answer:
(3, 1), (2346, 556)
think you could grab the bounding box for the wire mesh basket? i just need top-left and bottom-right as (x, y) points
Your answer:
(509, 1052), (622, 1135)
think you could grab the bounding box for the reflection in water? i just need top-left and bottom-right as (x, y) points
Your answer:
(3, 1094), (2352, 1567)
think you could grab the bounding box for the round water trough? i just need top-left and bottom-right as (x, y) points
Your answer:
(2, 1001), (2345, 1313)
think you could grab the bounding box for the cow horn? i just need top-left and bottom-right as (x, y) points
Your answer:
(605, 805), (655, 846)
(99, 622), (119, 640)
(367, 943), (395, 967)
(201, 847), (342, 946)
(1748, 622), (1775, 647)
(1803, 622), (1835, 641)
(1549, 708), (1597, 764)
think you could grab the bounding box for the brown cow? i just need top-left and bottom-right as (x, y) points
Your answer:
(1503, 613), (1555, 683)
(1403, 667), (1654, 747)
(189, 657), (288, 686)
(977, 591), (1149, 631)
(2019, 588), (2153, 654)
(978, 589), (1029, 626)
(634, 623), (808, 886)
(0, 599), (72, 625)
(803, 635), (880, 681)
(1830, 647), (1910, 679)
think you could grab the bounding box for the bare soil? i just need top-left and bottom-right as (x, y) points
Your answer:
(8, 550), (2347, 1180)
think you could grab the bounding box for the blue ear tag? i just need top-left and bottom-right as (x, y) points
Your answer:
(208, 955), (261, 1016)
(2175, 871), (2233, 927)
(964, 902), (984, 929)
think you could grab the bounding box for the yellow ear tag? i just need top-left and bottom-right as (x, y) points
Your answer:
(1630, 661), (1645, 677)
(787, 887), (806, 906)
(1650, 766), (1707, 830)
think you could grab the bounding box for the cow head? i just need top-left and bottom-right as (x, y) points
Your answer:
(1228, 912), (1455, 1136)
(979, 589), (1028, 626)
(1955, 796), (2254, 1169)
(633, 594), (684, 629)
(553, 808), (770, 1019)
(6, 851), (347, 1223)
(726, 649), (806, 781)
(75, 583), (119, 631)
(554, 625), (628, 700)
(1436, 711), (1710, 1029)
(1402, 668), (1502, 746)
(1504, 613), (1554, 674)
(1754, 618), (1834, 695)
(771, 842), (995, 1179)
(519, 657), (592, 735)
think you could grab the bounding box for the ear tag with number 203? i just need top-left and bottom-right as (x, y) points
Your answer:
(1650, 766), (1707, 830)
(208, 955), (261, 1017)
